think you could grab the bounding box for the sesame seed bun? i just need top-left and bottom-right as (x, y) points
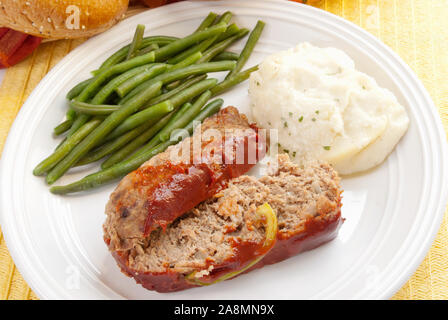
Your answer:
(0, 0), (130, 39)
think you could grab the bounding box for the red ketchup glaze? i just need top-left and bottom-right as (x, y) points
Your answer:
(111, 250), (198, 293)
(249, 206), (344, 271)
(196, 237), (274, 284)
(110, 238), (275, 292)
(129, 123), (266, 236)
(138, 163), (212, 236)
(108, 205), (343, 293)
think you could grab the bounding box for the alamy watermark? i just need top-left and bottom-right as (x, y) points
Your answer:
(166, 124), (279, 167)
(65, 5), (80, 30)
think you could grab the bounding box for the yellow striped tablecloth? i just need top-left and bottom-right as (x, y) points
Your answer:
(0, 0), (447, 300)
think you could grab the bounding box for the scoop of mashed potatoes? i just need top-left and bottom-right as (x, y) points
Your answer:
(249, 42), (409, 175)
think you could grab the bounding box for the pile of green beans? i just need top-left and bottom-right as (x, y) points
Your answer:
(34, 13), (265, 194)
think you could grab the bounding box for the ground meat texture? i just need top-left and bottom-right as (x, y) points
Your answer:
(104, 154), (343, 292)
(249, 154), (343, 268)
(104, 107), (266, 252)
(107, 183), (269, 292)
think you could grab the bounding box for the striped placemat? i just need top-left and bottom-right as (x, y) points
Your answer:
(0, 0), (447, 300)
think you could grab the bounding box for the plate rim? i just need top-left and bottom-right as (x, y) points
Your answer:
(1, 0), (447, 300)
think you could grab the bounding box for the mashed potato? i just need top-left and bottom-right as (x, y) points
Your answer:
(249, 42), (409, 175)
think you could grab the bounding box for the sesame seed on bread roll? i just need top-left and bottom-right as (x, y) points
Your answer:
(0, 0), (130, 39)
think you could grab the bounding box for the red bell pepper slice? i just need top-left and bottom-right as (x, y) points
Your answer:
(0, 29), (42, 68)
(0, 30), (28, 64)
(5, 35), (42, 67)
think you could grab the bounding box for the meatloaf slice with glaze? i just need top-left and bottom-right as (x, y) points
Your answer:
(105, 106), (266, 253)
(249, 154), (343, 267)
(104, 154), (343, 292)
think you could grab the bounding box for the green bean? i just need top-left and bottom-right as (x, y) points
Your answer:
(176, 99), (224, 140)
(164, 80), (181, 91)
(54, 120), (74, 136)
(167, 14), (232, 65)
(70, 86), (207, 119)
(198, 29), (249, 63)
(97, 36), (178, 71)
(126, 24), (145, 60)
(166, 28), (241, 90)
(214, 23), (240, 43)
(89, 64), (153, 105)
(66, 78), (94, 100)
(66, 109), (77, 121)
(33, 117), (103, 176)
(101, 112), (175, 169)
(140, 101), (192, 151)
(68, 57), (161, 138)
(110, 100), (192, 163)
(147, 74), (207, 106)
(76, 51), (156, 104)
(217, 11), (233, 26)
(166, 102), (192, 125)
(141, 37), (176, 46)
(75, 113), (166, 167)
(211, 65), (259, 97)
(162, 15), (233, 89)
(160, 90), (211, 142)
(174, 99), (224, 141)
(165, 26), (241, 90)
(119, 61), (235, 105)
(58, 112), (77, 139)
(114, 63), (167, 98)
(168, 51), (202, 72)
(69, 101), (119, 116)
(50, 140), (175, 194)
(195, 12), (218, 32)
(67, 114), (90, 137)
(166, 37), (214, 65)
(107, 100), (174, 140)
(127, 102), (193, 153)
(50, 99), (222, 194)
(55, 108), (77, 141)
(91, 43), (162, 77)
(153, 22), (228, 62)
(212, 51), (239, 61)
(110, 78), (216, 139)
(44, 81), (163, 184)
(226, 20), (265, 79)
(167, 78), (216, 108)
(66, 55), (157, 138)
(129, 98), (223, 161)
(137, 43), (159, 56)
(163, 52), (204, 89)
(54, 138), (67, 151)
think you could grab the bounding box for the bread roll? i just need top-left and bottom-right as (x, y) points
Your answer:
(0, 0), (129, 39)
(139, 0), (183, 8)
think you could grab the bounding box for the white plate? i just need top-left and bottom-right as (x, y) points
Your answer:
(1, 0), (447, 300)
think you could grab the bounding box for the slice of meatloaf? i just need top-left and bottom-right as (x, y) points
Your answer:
(109, 196), (274, 292)
(104, 107), (266, 253)
(104, 154), (343, 293)
(250, 154), (343, 267)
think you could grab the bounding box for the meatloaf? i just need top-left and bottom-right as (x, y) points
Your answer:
(104, 154), (343, 292)
(104, 106), (266, 253)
